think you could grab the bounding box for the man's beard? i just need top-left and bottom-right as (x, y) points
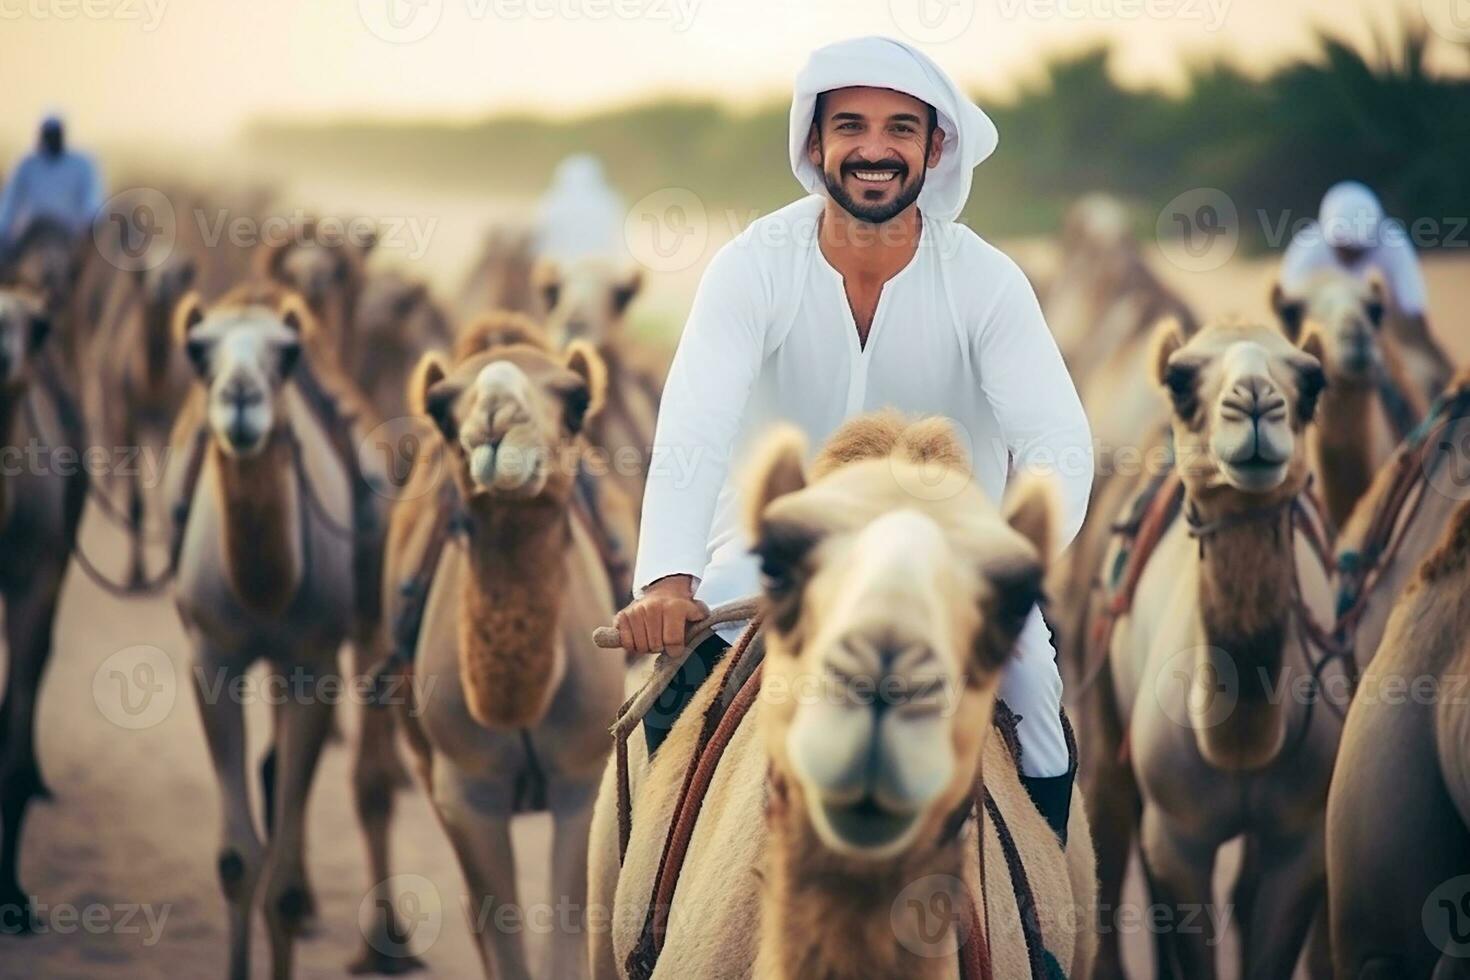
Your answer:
(822, 159), (925, 225)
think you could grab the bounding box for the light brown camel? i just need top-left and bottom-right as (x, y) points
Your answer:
(587, 412), (1098, 980)
(454, 226), (536, 322)
(1085, 316), (1347, 980)
(257, 220), (375, 371)
(0, 286), (87, 933)
(352, 269), (452, 422)
(531, 257), (664, 516)
(1326, 496), (1470, 977)
(167, 283), (407, 979)
(87, 253), (198, 586)
(1271, 270), (1426, 529)
(384, 320), (624, 979)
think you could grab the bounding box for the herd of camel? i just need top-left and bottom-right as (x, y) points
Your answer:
(0, 182), (1467, 980)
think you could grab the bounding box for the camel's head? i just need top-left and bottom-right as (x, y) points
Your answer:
(532, 258), (640, 348)
(1058, 192), (1138, 289)
(1271, 273), (1385, 384)
(410, 318), (605, 501)
(1153, 316), (1325, 499)
(0, 288), (50, 392)
(139, 254), (197, 319)
(257, 223), (373, 319)
(746, 413), (1056, 860)
(175, 285), (309, 458)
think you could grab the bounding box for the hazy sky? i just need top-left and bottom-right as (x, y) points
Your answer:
(0, 0), (1463, 148)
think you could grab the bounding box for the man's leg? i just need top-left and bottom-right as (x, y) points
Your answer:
(641, 635), (731, 758)
(999, 606), (1074, 844)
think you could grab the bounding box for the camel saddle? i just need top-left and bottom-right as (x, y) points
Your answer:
(615, 617), (1073, 980)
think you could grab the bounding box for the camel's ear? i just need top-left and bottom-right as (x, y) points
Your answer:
(612, 267), (642, 316)
(408, 351), (454, 437)
(559, 340), (607, 434)
(1002, 472), (1057, 565)
(531, 258), (562, 315)
(742, 426), (809, 539)
(1270, 282), (1307, 341)
(278, 293), (317, 338)
(1366, 279), (1385, 329)
(173, 292), (207, 373)
(1150, 315), (1204, 420)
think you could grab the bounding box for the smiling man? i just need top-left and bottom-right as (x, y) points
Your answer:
(617, 36), (1093, 842)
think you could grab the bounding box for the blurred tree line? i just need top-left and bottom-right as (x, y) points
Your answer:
(245, 23), (1469, 252)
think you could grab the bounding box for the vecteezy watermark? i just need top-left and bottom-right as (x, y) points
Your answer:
(192, 665), (439, 715)
(995, 0), (1230, 30)
(358, 416), (446, 502)
(889, 0), (975, 43)
(624, 187), (710, 274)
(358, 0), (698, 43)
(93, 645), (177, 730)
(2, 898), (171, 943)
(1255, 211), (1470, 252)
(0, 0), (167, 31)
(891, 874), (975, 958)
(1154, 645), (1239, 730)
(1424, 875), (1470, 957)
(1425, 416), (1470, 503)
(1156, 188), (1239, 273)
(1423, 0), (1470, 42)
(0, 441), (171, 488)
(360, 875), (444, 959)
(94, 187), (178, 274)
(193, 209), (437, 262)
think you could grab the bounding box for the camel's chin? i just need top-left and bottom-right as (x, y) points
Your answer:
(812, 797), (922, 859)
(1219, 460), (1287, 493)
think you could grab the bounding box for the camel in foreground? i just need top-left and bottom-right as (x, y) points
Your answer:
(166, 284), (405, 979)
(385, 319), (624, 979)
(0, 286), (86, 933)
(532, 257), (664, 516)
(1326, 495), (1470, 976)
(1271, 270), (1425, 529)
(588, 412), (1097, 980)
(1086, 316), (1344, 979)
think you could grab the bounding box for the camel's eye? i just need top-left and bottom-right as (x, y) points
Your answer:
(974, 560), (1044, 674)
(1164, 362), (1199, 417)
(752, 520), (819, 631)
(1296, 362), (1327, 422)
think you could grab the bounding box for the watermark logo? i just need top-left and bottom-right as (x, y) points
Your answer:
(892, 873), (975, 957)
(1424, 416), (1470, 503)
(1424, 875), (1470, 956)
(624, 187), (708, 274)
(889, 0), (974, 43)
(359, 0), (444, 42)
(1154, 644), (1238, 730)
(1423, 0), (1470, 42)
(94, 187), (176, 273)
(360, 874), (444, 958)
(1156, 188), (1238, 273)
(359, 416), (445, 501)
(93, 645), (176, 730)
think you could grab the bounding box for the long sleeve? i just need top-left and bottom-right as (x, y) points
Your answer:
(632, 240), (768, 593)
(975, 263), (1094, 553)
(0, 158), (32, 245)
(1377, 231), (1428, 316)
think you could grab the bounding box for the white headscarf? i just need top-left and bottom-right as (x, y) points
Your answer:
(1319, 180), (1384, 248)
(789, 36), (998, 223)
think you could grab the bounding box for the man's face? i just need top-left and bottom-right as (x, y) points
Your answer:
(1333, 244), (1368, 266)
(807, 86), (943, 226)
(39, 122), (63, 158)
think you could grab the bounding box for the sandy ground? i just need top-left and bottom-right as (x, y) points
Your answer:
(2, 196), (1467, 980)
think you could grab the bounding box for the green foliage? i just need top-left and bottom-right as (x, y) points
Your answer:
(244, 23), (1470, 251)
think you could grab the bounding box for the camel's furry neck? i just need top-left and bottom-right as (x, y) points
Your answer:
(1312, 376), (1377, 529)
(456, 483), (572, 729)
(1188, 487), (1300, 767)
(213, 434), (300, 615)
(758, 779), (968, 980)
